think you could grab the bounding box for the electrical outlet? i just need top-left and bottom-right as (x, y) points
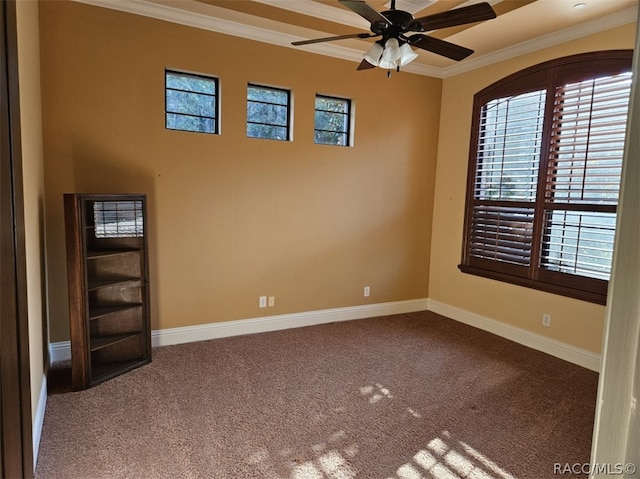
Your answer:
(364, 286), (370, 297)
(542, 314), (551, 327)
(259, 296), (267, 308)
(268, 296), (275, 307)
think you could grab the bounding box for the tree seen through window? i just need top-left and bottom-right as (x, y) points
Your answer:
(165, 70), (218, 134)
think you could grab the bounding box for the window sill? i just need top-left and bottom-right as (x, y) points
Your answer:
(458, 264), (607, 305)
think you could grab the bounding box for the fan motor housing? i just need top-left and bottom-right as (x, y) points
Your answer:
(380, 9), (414, 32)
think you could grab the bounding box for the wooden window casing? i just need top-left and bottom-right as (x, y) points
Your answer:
(460, 51), (633, 305)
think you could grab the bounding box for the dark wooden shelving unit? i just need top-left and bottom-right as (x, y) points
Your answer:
(64, 194), (151, 390)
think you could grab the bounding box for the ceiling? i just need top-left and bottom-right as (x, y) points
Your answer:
(75, 0), (638, 77)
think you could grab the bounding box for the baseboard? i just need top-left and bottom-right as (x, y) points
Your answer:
(152, 298), (430, 347)
(49, 298), (430, 361)
(427, 299), (601, 372)
(48, 297), (600, 372)
(32, 374), (48, 470)
(50, 340), (71, 363)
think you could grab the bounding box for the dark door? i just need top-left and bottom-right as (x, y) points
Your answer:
(0, 0), (33, 476)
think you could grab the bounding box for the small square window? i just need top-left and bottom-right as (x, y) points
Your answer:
(314, 95), (351, 146)
(165, 70), (218, 134)
(247, 84), (291, 141)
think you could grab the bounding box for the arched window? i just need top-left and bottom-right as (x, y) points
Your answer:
(459, 51), (633, 304)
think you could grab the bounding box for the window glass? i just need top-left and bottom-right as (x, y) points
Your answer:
(165, 70), (218, 134)
(247, 85), (290, 140)
(315, 95), (351, 146)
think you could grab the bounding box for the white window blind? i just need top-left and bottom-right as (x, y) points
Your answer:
(470, 90), (545, 268)
(476, 90), (546, 201)
(541, 72), (632, 280)
(542, 210), (617, 280)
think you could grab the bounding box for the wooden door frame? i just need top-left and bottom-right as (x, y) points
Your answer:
(0, 0), (33, 476)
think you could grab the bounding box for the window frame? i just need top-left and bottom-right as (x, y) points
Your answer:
(314, 94), (352, 146)
(459, 50), (633, 305)
(246, 83), (292, 141)
(165, 69), (219, 134)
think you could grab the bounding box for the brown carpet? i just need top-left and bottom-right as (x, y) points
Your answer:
(36, 311), (597, 479)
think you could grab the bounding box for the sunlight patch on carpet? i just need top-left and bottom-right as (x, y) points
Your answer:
(289, 449), (357, 479)
(245, 386), (517, 479)
(246, 428), (359, 479)
(388, 431), (517, 479)
(406, 407), (422, 418)
(459, 441), (516, 479)
(360, 383), (394, 404)
(292, 461), (324, 479)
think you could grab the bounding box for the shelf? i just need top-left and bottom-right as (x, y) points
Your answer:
(91, 358), (149, 385)
(87, 249), (140, 259)
(88, 303), (142, 321)
(88, 277), (141, 291)
(90, 332), (142, 352)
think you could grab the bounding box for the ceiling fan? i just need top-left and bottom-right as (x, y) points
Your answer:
(291, 0), (497, 71)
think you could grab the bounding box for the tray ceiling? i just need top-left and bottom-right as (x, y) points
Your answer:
(73, 0), (638, 77)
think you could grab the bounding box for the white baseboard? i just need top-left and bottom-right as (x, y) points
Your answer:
(49, 298), (430, 361)
(50, 340), (71, 363)
(48, 297), (600, 372)
(427, 299), (601, 372)
(152, 298), (430, 347)
(32, 374), (47, 470)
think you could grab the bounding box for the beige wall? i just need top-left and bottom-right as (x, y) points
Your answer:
(430, 23), (637, 354)
(39, 1), (635, 353)
(16, 0), (47, 427)
(39, 1), (441, 342)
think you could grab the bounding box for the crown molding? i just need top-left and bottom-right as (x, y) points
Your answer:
(253, 0), (370, 28)
(71, 0), (445, 77)
(441, 4), (639, 78)
(72, 0), (305, 46)
(71, 0), (636, 79)
(255, 0), (436, 21)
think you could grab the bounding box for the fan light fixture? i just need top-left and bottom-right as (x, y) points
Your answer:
(398, 43), (418, 66)
(363, 42), (384, 65)
(364, 38), (419, 70)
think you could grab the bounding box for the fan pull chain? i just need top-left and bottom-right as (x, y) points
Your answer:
(387, 65), (401, 78)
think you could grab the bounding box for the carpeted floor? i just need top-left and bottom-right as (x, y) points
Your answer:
(36, 311), (597, 478)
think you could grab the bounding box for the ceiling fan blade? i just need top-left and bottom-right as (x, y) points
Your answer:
(339, 0), (392, 27)
(292, 32), (377, 46)
(410, 2), (496, 32)
(356, 59), (376, 70)
(408, 34), (474, 61)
